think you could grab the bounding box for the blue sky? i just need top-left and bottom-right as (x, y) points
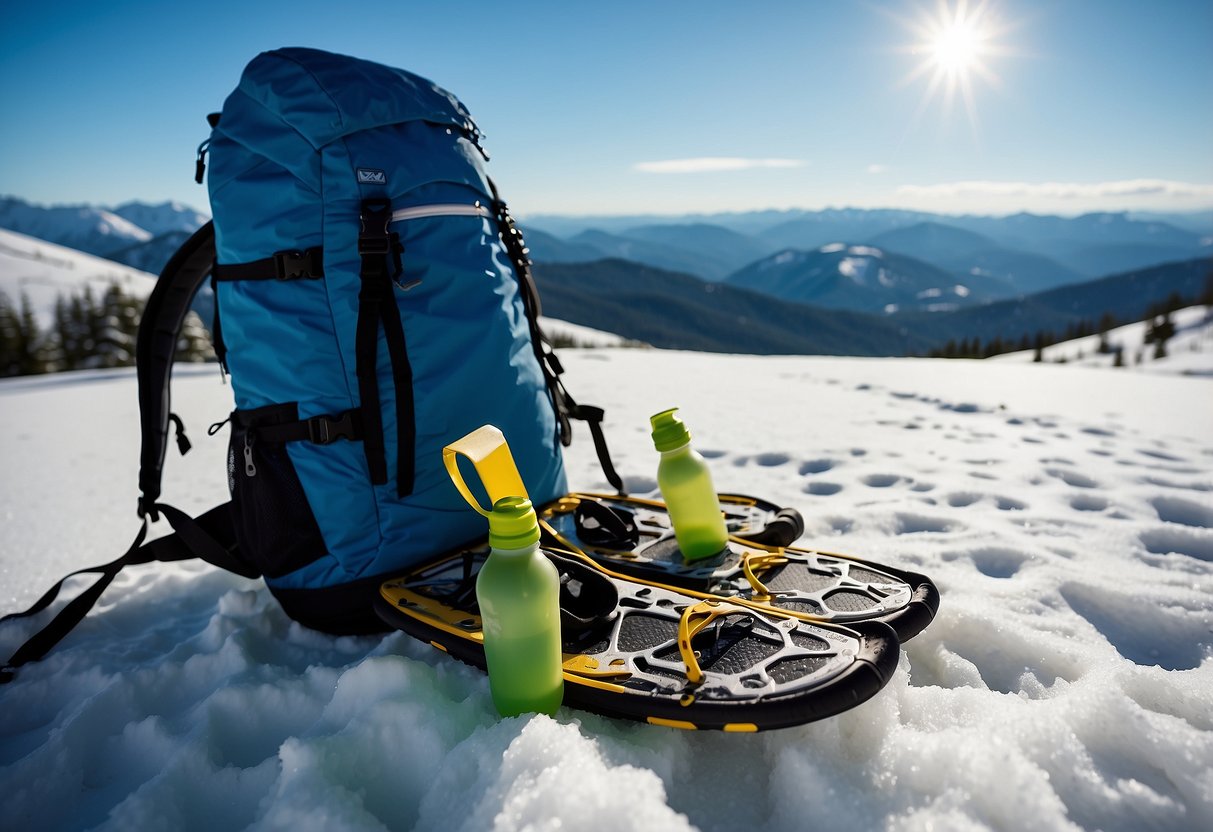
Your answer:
(1, 0), (1210, 218)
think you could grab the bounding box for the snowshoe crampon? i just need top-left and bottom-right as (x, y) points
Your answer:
(375, 546), (899, 731)
(539, 493), (940, 641)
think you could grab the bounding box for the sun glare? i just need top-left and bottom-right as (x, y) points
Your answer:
(899, 0), (1011, 131)
(932, 20), (983, 72)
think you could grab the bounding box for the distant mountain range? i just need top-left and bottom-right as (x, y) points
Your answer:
(2, 195), (1209, 360)
(521, 207), (1212, 302)
(536, 256), (1212, 356)
(0, 196), (207, 275)
(532, 259), (928, 356)
(724, 243), (1012, 314)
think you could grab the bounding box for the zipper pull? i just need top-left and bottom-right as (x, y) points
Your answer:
(195, 138), (211, 185)
(243, 433), (257, 477)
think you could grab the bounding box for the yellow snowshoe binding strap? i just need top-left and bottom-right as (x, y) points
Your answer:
(677, 599), (757, 685)
(443, 425), (529, 517)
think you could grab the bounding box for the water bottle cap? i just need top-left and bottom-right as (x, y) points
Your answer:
(488, 496), (540, 549)
(650, 407), (691, 452)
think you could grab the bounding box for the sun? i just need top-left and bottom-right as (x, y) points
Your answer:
(932, 19), (984, 73)
(898, 0), (1011, 129)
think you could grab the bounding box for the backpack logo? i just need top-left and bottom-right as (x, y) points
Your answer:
(357, 168), (387, 185)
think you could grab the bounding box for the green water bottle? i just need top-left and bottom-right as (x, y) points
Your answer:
(650, 408), (729, 561)
(476, 496), (564, 717)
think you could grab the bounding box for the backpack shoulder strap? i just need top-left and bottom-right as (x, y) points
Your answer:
(136, 221), (218, 518)
(0, 501), (254, 683)
(0, 224), (260, 684)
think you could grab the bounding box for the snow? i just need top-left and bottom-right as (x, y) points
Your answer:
(0, 228), (157, 326)
(837, 256), (869, 283)
(538, 316), (638, 348)
(995, 305), (1213, 377)
(2, 350), (1213, 831)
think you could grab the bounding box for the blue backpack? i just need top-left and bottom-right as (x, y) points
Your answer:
(1, 48), (620, 680)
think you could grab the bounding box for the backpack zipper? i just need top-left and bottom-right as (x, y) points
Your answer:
(390, 203), (490, 223)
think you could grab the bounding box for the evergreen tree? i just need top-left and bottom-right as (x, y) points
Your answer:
(175, 310), (216, 363)
(16, 292), (44, 375)
(92, 285), (136, 368)
(1096, 311), (1116, 354)
(1032, 331), (1044, 363)
(0, 291), (20, 376)
(1113, 346), (1124, 367)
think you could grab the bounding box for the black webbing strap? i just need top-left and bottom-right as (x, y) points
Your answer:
(487, 182), (625, 495)
(354, 199), (415, 497)
(0, 502), (254, 684)
(213, 248), (325, 282)
(488, 185), (572, 444)
(137, 223), (218, 519)
(242, 408), (364, 446)
(567, 397), (626, 495)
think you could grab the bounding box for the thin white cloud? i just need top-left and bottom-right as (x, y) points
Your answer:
(867, 164), (888, 174)
(896, 179), (1213, 200)
(634, 157), (805, 174)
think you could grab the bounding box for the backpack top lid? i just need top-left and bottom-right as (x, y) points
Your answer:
(221, 47), (480, 151)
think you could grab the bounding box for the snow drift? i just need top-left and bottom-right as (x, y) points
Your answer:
(1, 350), (1211, 831)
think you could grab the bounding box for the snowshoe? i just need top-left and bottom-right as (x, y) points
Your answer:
(538, 493), (939, 641)
(374, 544), (899, 732)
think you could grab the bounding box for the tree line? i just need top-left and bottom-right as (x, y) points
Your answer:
(0, 283), (213, 377)
(927, 276), (1213, 363)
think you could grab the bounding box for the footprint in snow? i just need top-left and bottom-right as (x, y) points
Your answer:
(753, 452), (790, 467)
(699, 448), (727, 459)
(861, 473), (901, 488)
(995, 496), (1027, 511)
(966, 546), (1030, 579)
(1070, 494), (1109, 512)
(1138, 448), (1184, 463)
(798, 459), (835, 475)
(1142, 476), (1212, 493)
(803, 481), (842, 496)
(1150, 495), (1213, 528)
(1138, 527), (1213, 562)
(946, 492), (982, 508)
(1060, 582), (1209, 671)
(1046, 467), (1099, 489)
(621, 474), (658, 494)
(895, 513), (955, 534)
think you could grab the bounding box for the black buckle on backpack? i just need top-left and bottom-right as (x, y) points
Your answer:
(358, 199), (393, 255)
(274, 249), (322, 280)
(306, 411), (360, 445)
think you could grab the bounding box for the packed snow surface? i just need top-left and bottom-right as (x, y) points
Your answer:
(2, 351), (1212, 831)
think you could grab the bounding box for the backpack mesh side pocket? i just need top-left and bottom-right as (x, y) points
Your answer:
(228, 403), (327, 579)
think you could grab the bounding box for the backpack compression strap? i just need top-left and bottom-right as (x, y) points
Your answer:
(490, 187), (625, 495)
(354, 198), (415, 498)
